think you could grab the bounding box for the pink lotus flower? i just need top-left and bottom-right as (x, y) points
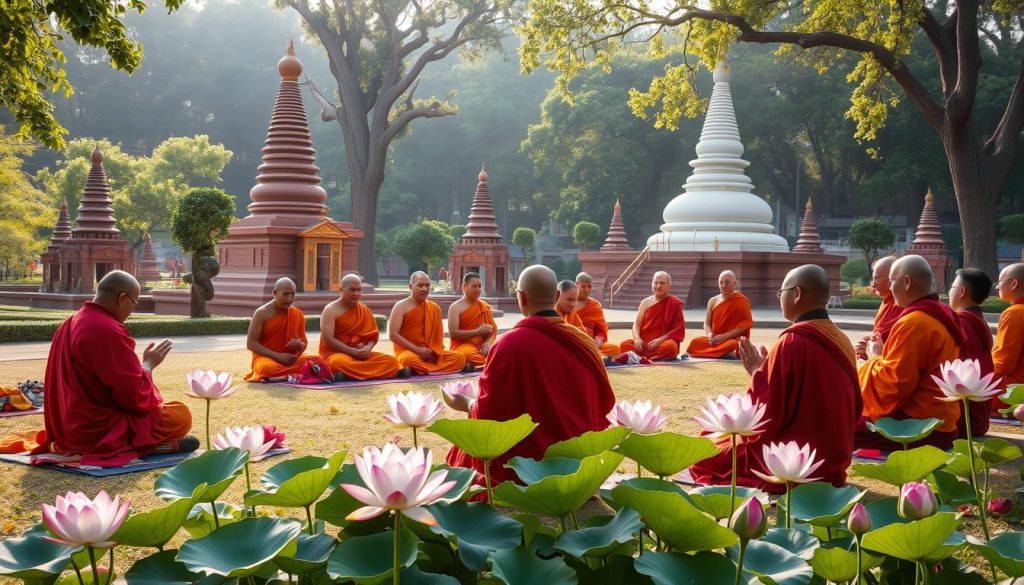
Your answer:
(339, 444), (456, 525)
(752, 441), (824, 485)
(185, 370), (239, 400)
(729, 496), (767, 541)
(384, 391), (445, 428)
(262, 425), (286, 449)
(213, 426), (276, 462)
(694, 393), (769, 438)
(1013, 404), (1024, 422)
(606, 400), (668, 434)
(931, 359), (1002, 402)
(440, 380), (478, 412)
(847, 502), (872, 536)
(898, 481), (938, 520)
(988, 498), (1013, 516)
(41, 491), (129, 548)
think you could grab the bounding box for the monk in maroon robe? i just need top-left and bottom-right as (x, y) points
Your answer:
(691, 265), (861, 493)
(856, 256), (900, 360)
(446, 265), (616, 486)
(949, 268), (994, 438)
(0, 271), (194, 467)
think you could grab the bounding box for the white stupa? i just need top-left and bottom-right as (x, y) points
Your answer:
(647, 61), (789, 252)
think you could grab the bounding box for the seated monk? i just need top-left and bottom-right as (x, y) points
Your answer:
(575, 272), (620, 357)
(856, 255), (963, 451)
(448, 272), (497, 368)
(0, 271), (195, 466)
(389, 271), (467, 375)
(320, 274), (405, 381)
(949, 268), (995, 437)
(446, 265), (616, 486)
(619, 271), (685, 361)
(686, 270), (753, 358)
(856, 256), (900, 360)
(691, 265), (860, 493)
(993, 263), (1024, 414)
(244, 277), (318, 382)
(555, 280), (588, 331)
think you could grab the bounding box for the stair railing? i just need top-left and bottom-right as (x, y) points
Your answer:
(609, 246), (651, 307)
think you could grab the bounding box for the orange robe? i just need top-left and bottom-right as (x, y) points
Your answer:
(0, 302), (191, 466)
(450, 300), (497, 367)
(619, 295), (685, 361)
(244, 306), (316, 381)
(319, 303), (401, 380)
(992, 300), (1024, 413)
(686, 292), (753, 358)
(576, 298), (620, 357)
(394, 300), (467, 374)
(857, 296), (962, 448)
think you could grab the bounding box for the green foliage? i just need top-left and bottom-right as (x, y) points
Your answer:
(841, 259), (870, 286)
(169, 187), (235, 254)
(981, 296), (1011, 313)
(448, 224), (467, 241)
(848, 218), (895, 264)
(0, 127), (53, 271)
(572, 221), (601, 250)
(0, 0), (185, 149)
(1000, 214), (1024, 245)
(391, 220), (456, 273)
(513, 227), (537, 257)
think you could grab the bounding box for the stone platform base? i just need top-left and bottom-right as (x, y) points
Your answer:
(579, 250), (845, 309)
(0, 291), (155, 312)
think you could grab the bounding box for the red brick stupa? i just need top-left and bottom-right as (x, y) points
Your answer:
(51, 148), (133, 293)
(792, 199), (825, 254)
(906, 188), (950, 289)
(42, 199), (73, 291)
(137, 233), (162, 284)
(214, 41), (364, 298)
(449, 165), (510, 295)
(600, 199), (632, 252)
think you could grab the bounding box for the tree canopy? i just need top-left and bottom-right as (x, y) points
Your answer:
(391, 220), (457, 273)
(170, 187), (236, 253)
(848, 217), (896, 265)
(0, 127), (53, 274)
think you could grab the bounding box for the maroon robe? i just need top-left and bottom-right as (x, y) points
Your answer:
(875, 295), (902, 343)
(690, 316), (861, 494)
(956, 307), (994, 437)
(446, 314), (617, 485)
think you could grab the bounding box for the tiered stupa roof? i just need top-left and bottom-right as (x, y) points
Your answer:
(138, 233), (161, 282)
(72, 147), (120, 238)
(46, 199), (72, 253)
(247, 40), (329, 217)
(461, 165), (502, 244)
(792, 199), (824, 254)
(908, 189), (946, 248)
(601, 199), (632, 251)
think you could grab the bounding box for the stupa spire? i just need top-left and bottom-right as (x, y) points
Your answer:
(461, 163), (501, 244)
(46, 199), (72, 254)
(909, 188), (945, 247)
(793, 198), (825, 254)
(247, 41), (329, 217)
(137, 233), (161, 283)
(601, 199), (632, 251)
(72, 147), (120, 237)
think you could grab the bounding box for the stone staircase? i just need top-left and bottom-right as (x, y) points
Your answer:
(606, 253), (700, 310)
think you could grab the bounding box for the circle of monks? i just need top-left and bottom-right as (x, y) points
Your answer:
(5, 257), (1024, 494)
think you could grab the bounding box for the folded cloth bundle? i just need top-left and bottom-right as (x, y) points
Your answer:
(0, 380), (43, 412)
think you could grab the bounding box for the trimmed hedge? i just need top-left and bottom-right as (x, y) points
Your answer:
(842, 298), (883, 310)
(0, 314), (387, 344)
(842, 295), (1010, 313)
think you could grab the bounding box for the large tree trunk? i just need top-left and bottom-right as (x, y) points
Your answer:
(352, 178), (383, 285)
(943, 132), (1000, 277)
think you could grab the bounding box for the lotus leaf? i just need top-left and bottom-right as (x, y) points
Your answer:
(615, 432), (717, 478)
(610, 484), (737, 552)
(778, 482), (865, 527)
(176, 517), (301, 577)
(807, 546), (883, 583)
(488, 547), (578, 585)
(494, 451), (623, 517)
(544, 427), (629, 459)
(272, 532), (337, 576)
(729, 539), (813, 585)
(246, 451), (346, 508)
(634, 551), (736, 584)
(114, 484), (206, 548)
(861, 512), (959, 562)
(154, 447), (247, 503)
(849, 445), (949, 486)
(326, 529), (418, 583)
(865, 417), (943, 444)
(429, 502), (523, 571)
(553, 507), (643, 558)
(970, 532), (1024, 577)
(686, 485), (768, 519)
(0, 524), (77, 580)
(428, 414), (537, 460)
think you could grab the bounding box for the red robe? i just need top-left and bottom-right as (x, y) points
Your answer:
(956, 308), (994, 437)
(690, 317), (861, 493)
(446, 314), (616, 484)
(619, 295), (685, 360)
(874, 295), (902, 343)
(1, 302), (190, 467)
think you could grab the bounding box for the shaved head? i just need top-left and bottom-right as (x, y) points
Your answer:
(575, 272), (593, 285)
(719, 270), (736, 281)
(871, 255), (897, 298)
(718, 270), (738, 296)
(779, 264), (829, 320)
(96, 270), (140, 301)
(408, 271), (431, 302)
(873, 255), (897, 273)
(410, 271), (429, 285)
(341, 274), (362, 288)
(890, 255), (934, 307)
(997, 263), (1024, 301)
(517, 264), (558, 315)
(653, 271), (672, 283)
(558, 280), (578, 293)
(274, 277), (296, 292)
(272, 277), (297, 309)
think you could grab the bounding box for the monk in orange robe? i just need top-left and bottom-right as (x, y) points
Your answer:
(575, 272), (620, 357)
(856, 255), (962, 450)
(691, 265), (860, 493)
(448, 272), (498, 368)
(948, 268), (995, 437)
(686, 270), (753, 358)
(389, 271), (467, 375)
(320, 274), (405, 381)
(619, 271), (685, 361)
(555, 279), (588, 330)
(993, 263), (1024, 414)
(446, 265), (616, 485)
(0, 271), (194, 466)
(856, 256), (900, 360)
(244, 277), (318, 382)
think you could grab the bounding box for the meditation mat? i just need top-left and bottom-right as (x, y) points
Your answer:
(852, 448), (889, 462)
(991, 416), (1024, 427)
(0, 447), (291, 477)
(267, 370), (482, 390)
(0, 407), (43, 418)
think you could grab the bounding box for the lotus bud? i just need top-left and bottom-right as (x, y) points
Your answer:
(958, 504), (974, 517)
(847, 502), (872, 536)
(1013, 404), (1024, 422)
(898, 481), (938, 520)
(987, 498), (1013, 516)
(729, 497), (767, 542)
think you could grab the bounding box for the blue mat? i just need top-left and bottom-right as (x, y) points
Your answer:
(991, 417), (1023, 427)
(0, 447), (291, 477)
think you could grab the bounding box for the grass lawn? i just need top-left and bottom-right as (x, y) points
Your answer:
(0, 328), (1021, 578)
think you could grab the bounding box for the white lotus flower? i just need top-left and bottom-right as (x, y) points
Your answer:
(213, 426), (276, 462)
(41, 490), (129, 548)
(931, 359), (1002, 402)
(384, 391), (445, 428)
(339, 444), (456, 525)
(606, 400), (668, 434)
(752, 441), (824, 485)
(694, 393), (769, 438)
